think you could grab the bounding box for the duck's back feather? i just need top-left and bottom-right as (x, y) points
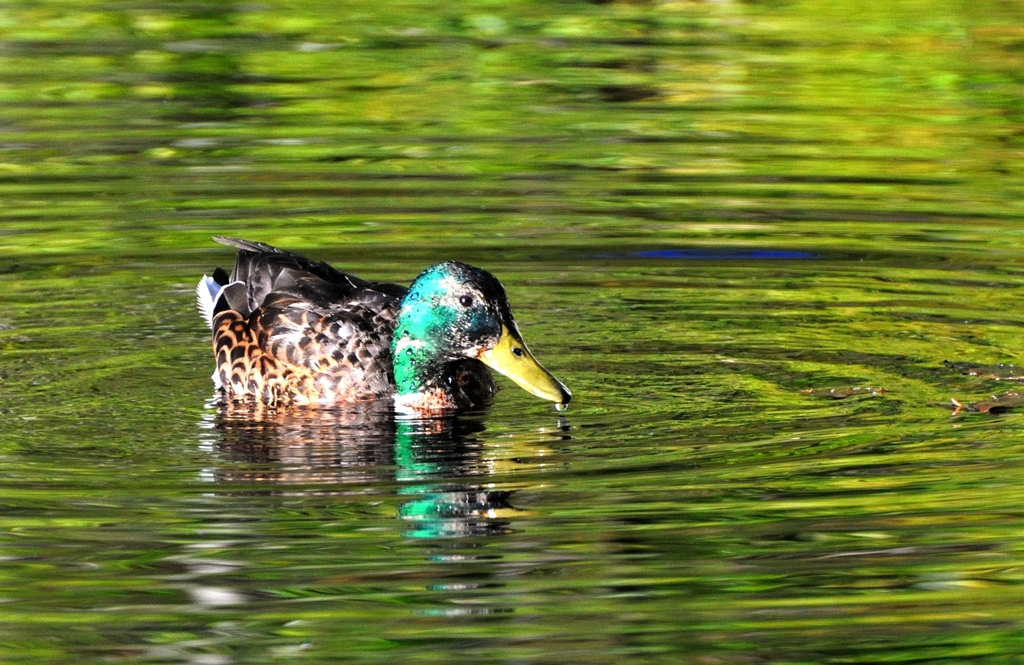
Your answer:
(214, 236), (407, 315)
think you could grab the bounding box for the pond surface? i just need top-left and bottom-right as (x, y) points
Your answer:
(3, 1), (1024, 663)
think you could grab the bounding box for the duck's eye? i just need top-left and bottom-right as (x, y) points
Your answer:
(458, 295), (474, 308)
(512, 347), (525, 358)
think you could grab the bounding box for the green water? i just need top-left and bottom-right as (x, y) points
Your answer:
(3, 0), (1024, 662)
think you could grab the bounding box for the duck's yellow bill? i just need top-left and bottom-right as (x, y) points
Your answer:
(478, 325), (571, 407)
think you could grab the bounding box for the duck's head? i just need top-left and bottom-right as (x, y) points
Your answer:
(391, 262), (571, 411)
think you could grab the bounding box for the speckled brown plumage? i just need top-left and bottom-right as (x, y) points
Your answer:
(203, 237), (406, 406)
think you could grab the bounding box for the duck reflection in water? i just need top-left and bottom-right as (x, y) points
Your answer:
(202, 399), (554, 539)
(392, 416), (518, 539)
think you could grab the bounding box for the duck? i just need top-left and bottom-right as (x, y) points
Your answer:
(196, 237), (571, 413)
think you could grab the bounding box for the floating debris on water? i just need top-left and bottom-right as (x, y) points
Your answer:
(951, 391), (1024, 415)
(943, 360), (1024, 381)
(801, 386), (888, 400)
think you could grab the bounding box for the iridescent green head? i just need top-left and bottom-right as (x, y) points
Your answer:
(391, 262), (570, 412)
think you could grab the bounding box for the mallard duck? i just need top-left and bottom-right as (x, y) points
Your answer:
(196, 237), (571, 413)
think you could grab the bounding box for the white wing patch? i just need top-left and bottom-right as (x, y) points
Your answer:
(196, 275), (220, 329)
(196, 275), (246, 329)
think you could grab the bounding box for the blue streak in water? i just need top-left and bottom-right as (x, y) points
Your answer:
(628, 249), (817, 260)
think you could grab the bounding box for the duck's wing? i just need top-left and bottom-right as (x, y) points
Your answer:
(213, 236), (407, 316)
(248, 290), (402, 399)
(203, 238), (408, 402)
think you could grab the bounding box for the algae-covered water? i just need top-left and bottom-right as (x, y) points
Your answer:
(3, 1), (1024, 663)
